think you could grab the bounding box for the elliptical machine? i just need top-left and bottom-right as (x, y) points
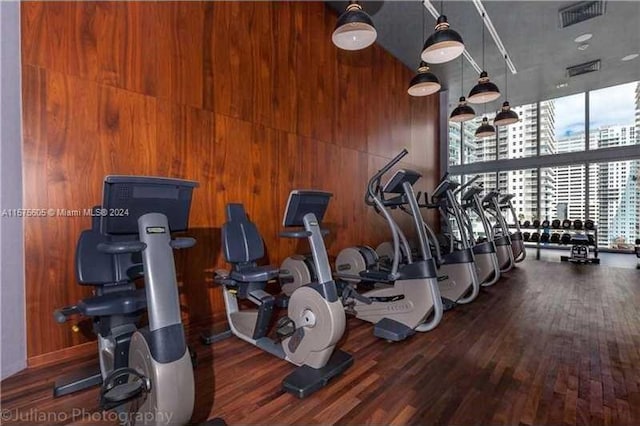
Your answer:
(53, 176), (207, 425)
(414, 175), (480, 305)
(456, 177), (501, 286)
(498, 194), (526, 263)
(481, 190), (515, 272)
(333, 149), (443, 340)
(202, 190), (353, 398)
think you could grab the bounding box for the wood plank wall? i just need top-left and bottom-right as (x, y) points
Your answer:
(20, 1), (440, 360)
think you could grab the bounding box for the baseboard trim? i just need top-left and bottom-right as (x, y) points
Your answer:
(25, 315), (227, 367)
(27, 341), (97, 368)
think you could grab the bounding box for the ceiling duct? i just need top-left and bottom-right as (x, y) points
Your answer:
(566, 59), (601, 77)
(559, 1), (607, 28)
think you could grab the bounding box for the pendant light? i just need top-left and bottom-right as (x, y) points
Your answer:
(475, 116), (496, 138)
(421, 0), (465, 64)
(493, 54), (519, 126)
(332, 1), (377, 51)
(449, 56), (475, 122)
(408, 62), (441, 96)
(409, 5), (440, 97)
(475, 99), (495, 139)
(468, 13), (500, 104)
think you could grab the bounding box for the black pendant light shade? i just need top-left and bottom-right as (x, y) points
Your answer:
(493, 55), (519, 126)
(468, 71), (501, 104)
(332, 2), (377, 51)
(421, 15), (465, 64)
(450, 96), (475, 122)
(408, 61), (441, 96)
(475, 116), (496, 138)
(494, 101), (519, 126)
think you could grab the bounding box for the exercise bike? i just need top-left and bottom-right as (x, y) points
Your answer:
(201, 190), (353, 398)
(54, 176), (219, 425)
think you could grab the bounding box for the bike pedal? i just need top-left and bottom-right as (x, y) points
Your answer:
(275, 316), (296, 340)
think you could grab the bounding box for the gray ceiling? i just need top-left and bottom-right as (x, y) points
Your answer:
(327, 1), (640, 110)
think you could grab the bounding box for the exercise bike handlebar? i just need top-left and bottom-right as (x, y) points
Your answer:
(53, 306), (80, 323)
(97, 241), (147, 254)
(365, 148), (408, 206)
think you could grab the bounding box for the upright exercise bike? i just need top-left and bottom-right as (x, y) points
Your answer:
(202, 190), (353, 398)
(54, 176), (212, 425)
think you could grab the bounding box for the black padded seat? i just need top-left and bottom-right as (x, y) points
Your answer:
(77, 289), (147, 317)
(76, 229), (142, 286)
(230, 265), (279, 283)
(222, 203), (280, 283)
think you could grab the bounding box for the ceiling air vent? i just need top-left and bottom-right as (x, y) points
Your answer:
(566, 59), (601, 77)
(559, 1), (606, 28)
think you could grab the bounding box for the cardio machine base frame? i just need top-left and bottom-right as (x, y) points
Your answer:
(283, 349), (353, 399)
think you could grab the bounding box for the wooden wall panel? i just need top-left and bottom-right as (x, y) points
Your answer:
(20, 1), (440, 359)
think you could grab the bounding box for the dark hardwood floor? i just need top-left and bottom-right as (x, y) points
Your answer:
(2, 260), (640, 425)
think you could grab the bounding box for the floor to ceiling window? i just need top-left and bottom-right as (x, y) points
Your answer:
(465, 113), (497, 164)
(448, 122), (462, 166)
(589, 81), (638, 149)
(498, 103), (540, 159)
(448, 80), (640, 253)
(541, 93), (585, 154)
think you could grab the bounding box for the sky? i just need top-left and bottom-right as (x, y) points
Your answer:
(553, 81), (638, 137)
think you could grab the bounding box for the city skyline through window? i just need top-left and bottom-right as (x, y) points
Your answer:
(448, 80), (640, 250)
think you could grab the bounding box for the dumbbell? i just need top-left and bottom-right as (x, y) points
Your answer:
(523, 232), (531, 241)
(562, 219), (572, 229)
(550, 233), (560, 244)
(523, 220), (531, 228)
(530, 232), (540, 242)
(542, 220), (550, 228)
(540, 232), (550, 243)
(551, 219), (561, 229)
(573, 219), (583, 230)
(561, 233), (572, 244)
(532, 219), (541, 228)
(588, 234), (596, 246)
(585, 219), (595, 230)
(636, 238), (640, 245)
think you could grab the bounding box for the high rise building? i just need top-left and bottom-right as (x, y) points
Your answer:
(593, 124), (639, 248)
(494, 103), (556, 221)
(554, 133), (598, 222)
(448, 122), (476, 166)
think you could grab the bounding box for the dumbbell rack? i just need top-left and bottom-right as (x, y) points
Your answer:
(512, 221), (599, 261)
